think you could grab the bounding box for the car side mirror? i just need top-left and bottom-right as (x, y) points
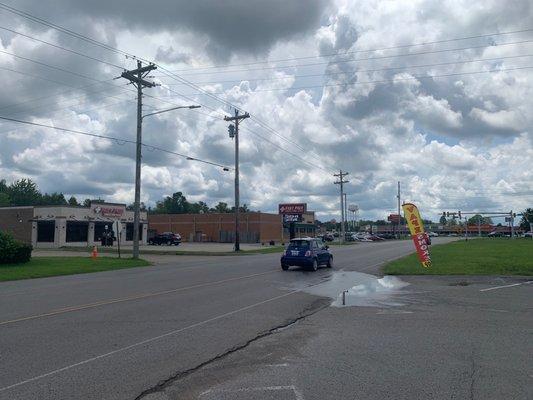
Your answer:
(324, 245), (329, 250)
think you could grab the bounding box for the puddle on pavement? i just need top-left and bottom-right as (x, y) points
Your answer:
(288, 271), (410, 308)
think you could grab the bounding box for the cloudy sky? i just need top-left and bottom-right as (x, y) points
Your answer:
(0, 0), (532, 222)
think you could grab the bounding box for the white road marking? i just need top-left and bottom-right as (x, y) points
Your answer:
(0, 290), (300, 393)
(479, 281), (532, 292)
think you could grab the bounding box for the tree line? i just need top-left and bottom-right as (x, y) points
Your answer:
(0, 179), (253, 215)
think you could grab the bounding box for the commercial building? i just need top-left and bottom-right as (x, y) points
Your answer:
(283, 211), (317, 238)
(0, 202), (147, 248)
(148, 212), (283, 243)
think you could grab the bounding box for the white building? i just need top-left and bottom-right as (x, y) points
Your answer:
(0, 202), (147, 248)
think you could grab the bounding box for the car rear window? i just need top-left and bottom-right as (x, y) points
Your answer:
(288, 240), (310, 249)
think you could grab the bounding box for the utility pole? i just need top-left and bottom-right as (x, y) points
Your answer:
(344, 193), (348, 232)
(397, 181), (401, 238)
(334, 171), (349, 243)
(510, 210), (514, 239)
(224, 109), (250, 251)
(121, 61), (157, 259)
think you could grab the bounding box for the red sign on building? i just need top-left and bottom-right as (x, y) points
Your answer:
(278, 203), (307, 214)
(388, 214), (400, 223)
(91, 204), (125, 218)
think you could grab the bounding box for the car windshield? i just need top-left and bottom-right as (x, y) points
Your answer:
(288, 240), (310, 249)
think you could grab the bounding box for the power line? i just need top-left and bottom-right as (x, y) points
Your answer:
(0, 115), (232, 170)
(170, 39), (533, 76)
(0, 2), (433, 179)
(187, 65), (533, 94)
(0, 25), (124, 69)
(0, 2), (130, 58)
(163, 54), (533, 86)
(170, 28), (533, 72)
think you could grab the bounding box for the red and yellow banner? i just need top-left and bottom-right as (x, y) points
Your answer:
(402, 203), (431, 268)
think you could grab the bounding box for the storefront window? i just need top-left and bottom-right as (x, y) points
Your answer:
(126, 223), (143, 241)
(94, 222), (114, 241)
(37, 221), (55, 242)
(66, 222), (89, 242)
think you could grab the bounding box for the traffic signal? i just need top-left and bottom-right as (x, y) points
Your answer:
(228, 124), (235, 138)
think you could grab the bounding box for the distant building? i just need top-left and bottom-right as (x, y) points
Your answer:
(148, 212), (282, 243)
(282, 211), (317, 239)
(0, 202), (147, 248)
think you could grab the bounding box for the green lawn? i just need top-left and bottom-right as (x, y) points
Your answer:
(384, 238), (533, 276)
(0, 257), (150, 282)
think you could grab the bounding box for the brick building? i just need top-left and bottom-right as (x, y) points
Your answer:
(148, 212), (283, 243)
(0, 202), (147, 248)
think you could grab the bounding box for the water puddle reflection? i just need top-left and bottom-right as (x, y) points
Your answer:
(291, 271), (410, 308)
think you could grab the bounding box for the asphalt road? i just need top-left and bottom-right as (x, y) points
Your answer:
(1, 238), (531, 400)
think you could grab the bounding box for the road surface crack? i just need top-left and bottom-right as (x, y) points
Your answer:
(134, 298), (329, 400)
(469, 348), (476, 400)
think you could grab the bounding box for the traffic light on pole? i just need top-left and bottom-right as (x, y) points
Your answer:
(228, 124), (235, 138)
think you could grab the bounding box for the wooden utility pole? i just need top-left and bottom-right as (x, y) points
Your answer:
(224, 109), (250, 251)
(334, 171), (349, 243)
(121, 61), (157, 259)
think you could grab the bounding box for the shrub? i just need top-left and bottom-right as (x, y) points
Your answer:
(0, 231), (32, 265)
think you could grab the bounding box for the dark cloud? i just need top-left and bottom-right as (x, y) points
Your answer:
(15, 0), (330, 60)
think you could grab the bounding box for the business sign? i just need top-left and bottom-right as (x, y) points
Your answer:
(91, 204), (125, 218)
(278, 203), (307, 214)
(388, 214), (400, 223)
(402, 203), (431, 268)
(283, 214), (302, 223)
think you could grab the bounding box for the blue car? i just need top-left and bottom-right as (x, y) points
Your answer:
(281, 238), (333, 271)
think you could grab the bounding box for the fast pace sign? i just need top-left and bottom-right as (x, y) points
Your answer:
(278, 203), (307, 214)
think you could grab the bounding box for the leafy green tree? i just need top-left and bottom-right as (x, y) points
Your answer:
(439, 215), (447, 225)
(7, 179), (42, 206)
(82, 198), (92, 207)
(212, 202), (230, 213)
(126, 202), (147, 211)
(68, 196), (79, 206)
(0, 192), (10, 206)
(154, 192), (190, 214)
(189, 201), (209, 214)
(520, 208), (533, 231)
(40, 192), (67, 206)
(467, 214), (493, 225)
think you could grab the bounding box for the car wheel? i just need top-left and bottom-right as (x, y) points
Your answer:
(311, 259), (318, 272)
(327, 256), (333, 268)
(148, 240), (153, 245)
(167, 240), (172, 246)
(281, 264), (289, 271)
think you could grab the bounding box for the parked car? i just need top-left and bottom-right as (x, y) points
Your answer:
(368, 234), (385, 241)
(378, 233), (395, 239)
(281, 238), (333, 271)
(428, 232), (439, 237)
(488, 231), (504, 237)
(321, 233), (335, 242)
(523, 232), (533, 238)
(344, 232), (355, 241)
(148, 232), (182, 245)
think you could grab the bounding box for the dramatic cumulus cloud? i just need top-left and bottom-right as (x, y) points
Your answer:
(0, 0), (532, 222)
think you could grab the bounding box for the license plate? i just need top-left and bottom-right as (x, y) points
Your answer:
(291, 250), (299, 256)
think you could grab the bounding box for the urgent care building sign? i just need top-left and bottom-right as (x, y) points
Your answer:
(91, 203), (125, 218)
